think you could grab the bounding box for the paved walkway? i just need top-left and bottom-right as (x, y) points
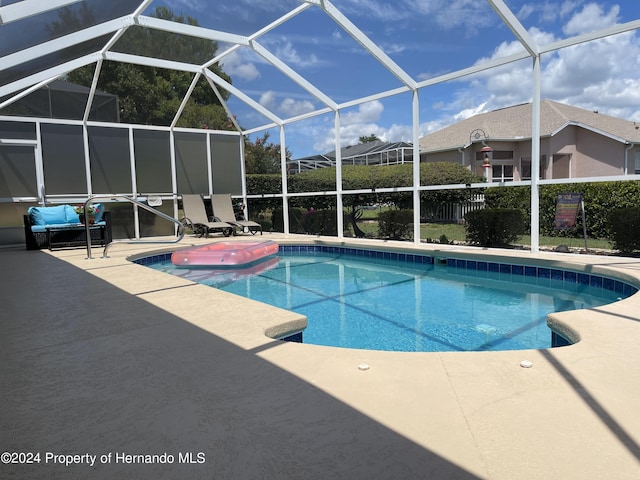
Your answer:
(2, 235), (640, 479)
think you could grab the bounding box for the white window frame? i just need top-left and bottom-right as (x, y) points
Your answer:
(491, 162), (514, 183)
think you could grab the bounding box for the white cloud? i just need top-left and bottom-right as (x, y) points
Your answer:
(517, 0), (585, 24)
(516, 3), (536, 21)
(338, 0), (408, 22)
(273, 39), (322, 68)
(279, 98), (316, 117)
(443, 5), (640, 120)
(309, 101), (386, 152)
(214, 0), (300, 22)
(306, 101), (426, 153)
(381, 42), (406, 55)
(259, 91), (315, 117)
(276, 1), (640, 157)
(563, 3), (619, 35)
(453, 102), (489, 122)
(171, 0), (208, 12)
(342, 101), (384, 125)
(338, 0), (493, 32)
(259, 91), (277, 110)
(559, 0), (586, 19)
(222, 51), (260, 81)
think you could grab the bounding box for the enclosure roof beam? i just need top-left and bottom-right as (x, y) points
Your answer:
(0, 17), (134, 75)
(251, 41), (337, 110)
(104, 51), (201, 73)
(137, 16), (250, 46)
(540, 19), (640, 54)
(0, 53), (101, 99)
(203, 69), (283, 125)
(487, 0), (539, 57)
(0, 0), (83, 25)
(320, 0), (417, 90)
(416, 51), (531, 89)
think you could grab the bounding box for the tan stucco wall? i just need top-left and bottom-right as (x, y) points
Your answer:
(575, 128), (624, 176)
(421, 150), (464, 165)
(421, 125), (629, 180)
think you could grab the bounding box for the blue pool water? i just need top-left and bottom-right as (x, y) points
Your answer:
(141, 248), (634, 352)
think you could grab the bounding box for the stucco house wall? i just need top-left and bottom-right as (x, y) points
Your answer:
(418, 100), (640, 181)
(422, 149), (464, 166)
(575, 128), (624, 177)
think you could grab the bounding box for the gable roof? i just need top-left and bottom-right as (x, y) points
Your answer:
(323, 140), (413, 160)
(289, 140), (413, 172)
(419, 100), (640, 153)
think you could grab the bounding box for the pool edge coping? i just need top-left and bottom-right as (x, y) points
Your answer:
(126, 235), (640, 354)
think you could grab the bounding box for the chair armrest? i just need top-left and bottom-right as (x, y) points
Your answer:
(103, 211), (112, 245)
(24, 214), (38, 250)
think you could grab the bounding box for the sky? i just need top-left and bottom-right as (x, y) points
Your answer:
(157, 1), (639, 158)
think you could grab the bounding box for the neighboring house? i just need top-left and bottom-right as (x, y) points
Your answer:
(289, 140), (413, 173)
(419, 100), (640, 182)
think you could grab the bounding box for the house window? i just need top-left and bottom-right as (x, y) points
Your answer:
(476, 150), (514, 181)
(492, 164), (513, 182)
(635, 151), (640, 174)
(521, 155), (548, 180)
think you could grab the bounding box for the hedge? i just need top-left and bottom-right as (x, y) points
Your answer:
(377, 209), (413, 240)
(246, 162), (485, 212)
(272, 208), (350, 236)
(464, 208), (526, 247)
(608, 207), (640, 253)
(484, 181), (640, 239)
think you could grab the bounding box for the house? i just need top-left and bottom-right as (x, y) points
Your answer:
(419, 100), (640, 182)
(289, 140), (413, 173)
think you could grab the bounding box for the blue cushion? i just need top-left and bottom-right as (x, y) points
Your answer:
(28, 205), (67, 226)
(64, 203), (104, 223)
(27, 207), (43, 225)
(94, 204), (104, 223)
(31, 220), (106, 233)
(65, 205), (80, 224)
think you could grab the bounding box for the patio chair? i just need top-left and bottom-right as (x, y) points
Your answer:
(210, 194), (262, 235)
(180, 194), (234, 238)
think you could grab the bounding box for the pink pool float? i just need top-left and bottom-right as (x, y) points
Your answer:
(170, 256), (280, 285)
(171, 240), (279, 268)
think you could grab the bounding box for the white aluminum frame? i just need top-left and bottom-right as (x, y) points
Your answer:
(1, 0), (639, 250)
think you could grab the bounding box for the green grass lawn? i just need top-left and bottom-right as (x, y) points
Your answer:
(356, 220), (613, 250)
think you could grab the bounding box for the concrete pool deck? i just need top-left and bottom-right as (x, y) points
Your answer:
(2, 234), (640, 479)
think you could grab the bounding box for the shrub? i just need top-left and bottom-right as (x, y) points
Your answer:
(377, 209), (413, 240)
(272, 207), (305, 234)
(272, 208), (349, 236)
(484, 181), (640, 239)
(608, 207), (640, 253)
(248, 162), (485, 212)
(464, 208), (525, 247)
(301, 209), (348, 236)
(245, 173), (282, 196)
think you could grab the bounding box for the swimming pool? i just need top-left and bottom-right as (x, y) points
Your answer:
(138, 245), (637, 353)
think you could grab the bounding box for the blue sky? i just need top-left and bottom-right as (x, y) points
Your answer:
(158, 0), (640, 159)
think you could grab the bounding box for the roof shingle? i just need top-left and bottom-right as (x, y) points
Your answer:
(419, 100), (640, 152)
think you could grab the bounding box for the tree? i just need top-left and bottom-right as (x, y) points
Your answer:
(244, 132), (291, 174)
(48, 6), (233, 129)
(359, 134), (380, 144)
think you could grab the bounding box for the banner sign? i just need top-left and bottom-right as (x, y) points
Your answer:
(553, 193), (583, 230)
